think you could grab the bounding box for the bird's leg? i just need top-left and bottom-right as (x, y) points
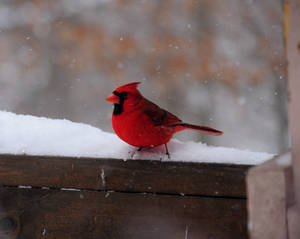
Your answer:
(164, 144), (170, 159)
(130, 147), (143, 158)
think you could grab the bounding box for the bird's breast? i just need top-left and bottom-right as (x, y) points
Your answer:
(112, 111), (175, 147)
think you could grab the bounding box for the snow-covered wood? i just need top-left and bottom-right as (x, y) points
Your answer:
(0, 111), (259, 239)
(0, 111), (272, 165)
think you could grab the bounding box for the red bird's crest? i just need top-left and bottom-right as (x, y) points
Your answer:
(114, 82), (141, 93)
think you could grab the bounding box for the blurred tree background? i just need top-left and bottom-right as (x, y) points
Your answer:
(0, 0), (288, 153)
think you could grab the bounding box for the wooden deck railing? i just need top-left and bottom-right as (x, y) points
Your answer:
(0, 154), (251, 239)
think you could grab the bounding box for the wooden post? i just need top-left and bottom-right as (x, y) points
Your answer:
(247, 153), (294, 239)
(247, 2), (300, 237)
(287, 0), (300, 214)
(286, 0), (300, 238)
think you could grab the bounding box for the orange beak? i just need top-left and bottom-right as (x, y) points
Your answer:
(106, 93), (120, 104)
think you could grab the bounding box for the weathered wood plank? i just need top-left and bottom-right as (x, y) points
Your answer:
(0, 154), (250, 198)
(0, 187), (247, 239)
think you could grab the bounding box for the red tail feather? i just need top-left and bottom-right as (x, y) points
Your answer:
(171, 123), (223, 136)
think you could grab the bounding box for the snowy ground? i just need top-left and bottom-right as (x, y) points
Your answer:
(0, 111), (273, 165)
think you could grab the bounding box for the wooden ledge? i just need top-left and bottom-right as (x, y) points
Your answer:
(0, 154), (250, 198)
(0, 154), (251, 238)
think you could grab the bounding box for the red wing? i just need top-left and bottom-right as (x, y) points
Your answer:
(142, 98), (182, 126)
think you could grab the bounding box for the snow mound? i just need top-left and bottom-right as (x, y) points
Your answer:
(0, 111), (273, 165)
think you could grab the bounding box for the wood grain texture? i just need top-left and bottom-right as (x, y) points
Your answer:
(0, 154), (250, 198)
(0, 187), (247, 239)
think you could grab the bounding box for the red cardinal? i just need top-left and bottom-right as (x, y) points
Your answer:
(106, 82), (223, 156)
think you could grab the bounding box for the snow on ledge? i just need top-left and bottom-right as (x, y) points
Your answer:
(0, 111), (273, 165)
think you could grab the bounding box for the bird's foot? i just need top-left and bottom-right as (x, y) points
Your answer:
(130, 145), (170, 160)
(129, 147), (143, 159)
(166, 152), (170, 159)
(129, 150), (136, 159)
(159, 153), (170, 162)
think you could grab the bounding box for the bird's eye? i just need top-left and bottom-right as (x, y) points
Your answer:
(120, 92), (128, 99)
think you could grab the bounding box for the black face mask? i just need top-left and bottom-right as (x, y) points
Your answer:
(112, 91), (128, 115)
